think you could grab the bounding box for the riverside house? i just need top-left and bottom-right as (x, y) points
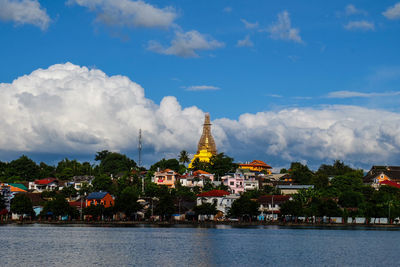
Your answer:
(153, 169), (178, 189)
(221, 173), (244, 194)
(363, 166), (400, 188)
(86, 192), (114, 208)
(258, 195), (291, 221)
(28, 178), (58, 192)
(197, 190), (240, 218)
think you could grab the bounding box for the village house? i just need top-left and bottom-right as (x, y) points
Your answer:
(363, 166), (400, 188)
(196, 189), (240, 217)
(221, 173), (244, 194)
(153, 169), (178, 188)
(178, 170), (214, 188)
(258, 195), (292, 221)
(86, 192), (114, 208)
(276, 184), (314, 195)
(28, 178), (59, 192)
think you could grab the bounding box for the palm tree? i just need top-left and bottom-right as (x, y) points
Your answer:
(179, 150), (190, 165)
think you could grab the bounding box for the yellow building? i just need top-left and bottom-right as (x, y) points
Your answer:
(189, 113), (217, 169)
(238, 160), (272, 174)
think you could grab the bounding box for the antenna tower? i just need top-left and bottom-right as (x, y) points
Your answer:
(138, 129), (142, 167)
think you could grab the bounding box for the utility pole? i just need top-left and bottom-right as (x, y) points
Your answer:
(138, 129), (144, 194)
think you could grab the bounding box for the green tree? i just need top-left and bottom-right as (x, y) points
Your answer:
(209, 153), (237, 178)
(61, 186), (78, 199)
(38, 162), (56, 178)
(189, 158), (210, 172)
(339, 191), (364, 208)
(229, 195), (259, 220)
(289, 162), (314, 184)
(42, 194), (75, 218)
(317, 160), (355, 177)
(8, 155), (40, 181)
(193, 203), (217, 216)
(154, 186), (175, 219)
(150, 158), (180, 172)
(10, 194), (34, 217)
(95, 150), (137, 176)
(179, 150), (190, 165)
(115, 187), (141, 220)
(92, 174), (113, 192)
(280, 200), (304, 217)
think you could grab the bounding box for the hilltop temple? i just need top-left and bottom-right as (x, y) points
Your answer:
(188, 113), (217, 168)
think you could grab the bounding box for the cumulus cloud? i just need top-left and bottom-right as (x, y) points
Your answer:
(383, 2), (400, 20)
(147, 30), (224, 57)
(344, 4), (367, 16)
(236, 35), (254, 47)
(215, 106), (400, 167)
(186, 85), (220, 91)
(327, 90), (400, 98)
(0, 63), (205, 158)
(67, 0), (177, 28)
(0, 0), (50, 30)
(241, 19), (258, 29)
(344, 20), (375, 31)
(2, 63), (400, 168)
(266, 11), (303, 43)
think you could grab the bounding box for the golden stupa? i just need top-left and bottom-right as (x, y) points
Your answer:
(189, 113), (217, 168)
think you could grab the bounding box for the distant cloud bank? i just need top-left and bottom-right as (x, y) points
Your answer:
(1, 63), (400, 168)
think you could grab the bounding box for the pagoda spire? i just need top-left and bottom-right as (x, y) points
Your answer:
(197, 113), (217, 155)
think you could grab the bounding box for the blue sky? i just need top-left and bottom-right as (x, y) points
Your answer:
(1, 0), (400, 169)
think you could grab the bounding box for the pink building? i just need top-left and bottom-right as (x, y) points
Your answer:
(221, 174), (244, 194)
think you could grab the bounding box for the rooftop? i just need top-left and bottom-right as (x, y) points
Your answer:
(197, 190), (230, 197)
(87, 191), (109, 200)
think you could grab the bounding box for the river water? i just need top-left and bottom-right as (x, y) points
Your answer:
(0, 224), (399, 266)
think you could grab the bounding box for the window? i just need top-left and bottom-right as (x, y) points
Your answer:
(230, 182), (234, 186)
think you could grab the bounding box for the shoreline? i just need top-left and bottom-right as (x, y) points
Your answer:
(2, 220), (400, 229)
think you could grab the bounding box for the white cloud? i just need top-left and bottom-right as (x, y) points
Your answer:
(344, 20), (375, 31)
(223, 7), (232, 13)
(327, 90), (400, 98)
(186, 85), (220, 91)
(215, 106), (400, 167)
(383, 2), (400, 20)
(67, 0), (177, 28)
(2, 63), (400, 168)
(147, 30), (224, 57)
(345, 4), (367, 16)
(241, 19), (258, 29)
(0, 0), (50, 30)
(236, 35), (254, 47)
(266, 11), (303, 43)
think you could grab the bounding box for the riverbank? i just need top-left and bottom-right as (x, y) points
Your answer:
(2, 220), (400, 229)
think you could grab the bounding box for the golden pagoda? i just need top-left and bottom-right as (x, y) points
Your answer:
(189, 113), (217, 168)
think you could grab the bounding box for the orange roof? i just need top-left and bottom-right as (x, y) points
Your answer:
(0, 183), (27, 193)
(239, 160), (272, 168)
(9, 185), (27, 193)
(193, 170), (211, 175)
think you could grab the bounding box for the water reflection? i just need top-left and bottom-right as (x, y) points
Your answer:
(1, 224), (400, 266)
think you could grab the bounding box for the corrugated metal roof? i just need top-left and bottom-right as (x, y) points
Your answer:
(87, 191), (108, 200)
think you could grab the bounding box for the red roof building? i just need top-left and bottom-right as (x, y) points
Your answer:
(29, 178), (59, 192)
(380, 180), (400, 189)
(197, 190), (230, 197)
